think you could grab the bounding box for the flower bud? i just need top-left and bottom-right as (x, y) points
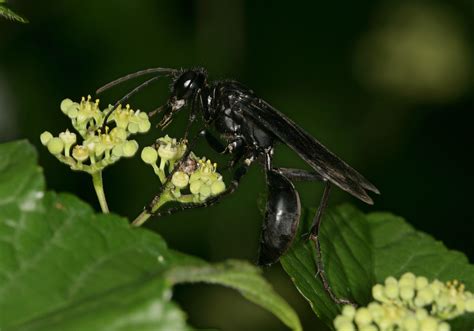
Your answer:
(122, 140), (138, 157)
(419, 316), (438, 331)
(199, 184), (211, 200)
(438, 322), (450, 331)
(109, 127), (127, 141)
(384, 283), (399, 300)
(127, 122), (139, 134)
(190, 181), (202, 194)
(466, 298), (474, 312)
(60, 98), (74, 114)
(72, 145), (89, 162)
(47, 137), (64, 155)
(399, 272), (416, 288)
(40, 131), (53, 146)
(334, 315), (353, 330)
(141, 147), (158, 165)
(354, 308), (372, 326)
(172, 171), (189, 189)
(416, 276), (429, 289)
(138, 119), (151, 132)
(112, 144), (124, 157)
(211, 180), (226, 195)
(372, 284), (385, 302)
(59, 130), (77, 145)
(158, 143), (178, 160)
(342, 305), (356, 318)
(400, 285), (415, 301)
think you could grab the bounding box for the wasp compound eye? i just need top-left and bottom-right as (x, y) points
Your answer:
(173, 70), (205, 100)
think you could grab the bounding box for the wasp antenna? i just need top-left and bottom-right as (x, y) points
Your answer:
(112, 75), (162, 109)
(96, 67), (178, 94)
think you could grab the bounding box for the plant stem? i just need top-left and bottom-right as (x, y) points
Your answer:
(131, 193), (171, 227)
(91, 171), (109, 213)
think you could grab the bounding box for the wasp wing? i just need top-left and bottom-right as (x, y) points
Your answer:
(240, 97), (379, 204)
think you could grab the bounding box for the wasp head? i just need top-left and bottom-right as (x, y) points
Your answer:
(158, 68), (207, 128)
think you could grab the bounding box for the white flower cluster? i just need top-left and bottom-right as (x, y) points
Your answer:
(141, 135), (226, 203)
(40, 96), (150, 174)
(334, 273), (474, 331)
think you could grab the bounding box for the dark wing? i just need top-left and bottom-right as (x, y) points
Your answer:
(240, 97), (379, 204)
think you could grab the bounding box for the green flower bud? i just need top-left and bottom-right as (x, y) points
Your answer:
(438, 322), (450, 331)
(127, 122), (139, 134)
(59, 129), (77, 157)
(466, 298), (474, 312)
(199, 184), (211, 200)
(385, 276), (398, 286)
(400, 285), (415, 301)
(402, 316), (418, 331)
(158, 143), (178, 160)
(190, 181), (202, 194)
(399, 272), (416, 288)
(172, 171), (189, 189)
(40, 131), (53, 146)
(190, 171), (201, 183)
(63, 99), (80, 121)
(354, 308), (372, 326)
(420, 316), (438, 331)
(47, 137), (64, 155)
(211, 180), (226, 195)
(110, 127), (128, 141)
(417, 287), (434, 306)
(123, 140), (138, 157)
(60, 98), (74, 114)
(141, 147), (158, 165)
(138, 119), (151, 132)
(372, 284), (385, 302)
(416, 276), (429, 290)
(94, 143), (106, 157)
(342, 305), (356, 318)
(384, 283), (399, 300)
(367, 302), (384, 321)
(336, 321), (355, 331)
(415, 308), (428, 320)
(112, 144), (124, 157)
(72, 145), (89, 162)
(334, 315), (353, 330)
(59, 130), (77, 145)
(359, 325), (377, 331)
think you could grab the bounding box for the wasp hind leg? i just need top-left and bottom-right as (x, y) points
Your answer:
(274, 167), (355, 306)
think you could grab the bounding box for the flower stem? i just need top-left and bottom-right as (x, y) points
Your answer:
(91, 171), (109, 213)
(131, 193), (171, 227)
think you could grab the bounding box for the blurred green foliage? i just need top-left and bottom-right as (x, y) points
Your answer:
(0, 1), (472, 330)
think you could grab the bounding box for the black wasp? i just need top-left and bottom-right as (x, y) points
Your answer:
(97, 67), (379, 304)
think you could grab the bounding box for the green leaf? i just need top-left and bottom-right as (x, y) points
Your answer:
(0, 4), (28, 23)
(280, 204), (474, 329)
(166, 260), (302, 331)
(0, 140), (301, 331)
(0, 141), (190, 331)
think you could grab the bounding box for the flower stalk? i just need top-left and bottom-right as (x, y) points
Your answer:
(91, 171), (109, 213)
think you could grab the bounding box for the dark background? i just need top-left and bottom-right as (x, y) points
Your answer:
(1, 1), (472, 330)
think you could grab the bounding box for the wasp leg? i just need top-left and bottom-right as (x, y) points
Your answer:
(272, 167), (355, 305)
(149, 163), (249, 217)
(309, 182), (355, 306)
(201, 130), (226, 153)
(183, 89), (202, 140)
